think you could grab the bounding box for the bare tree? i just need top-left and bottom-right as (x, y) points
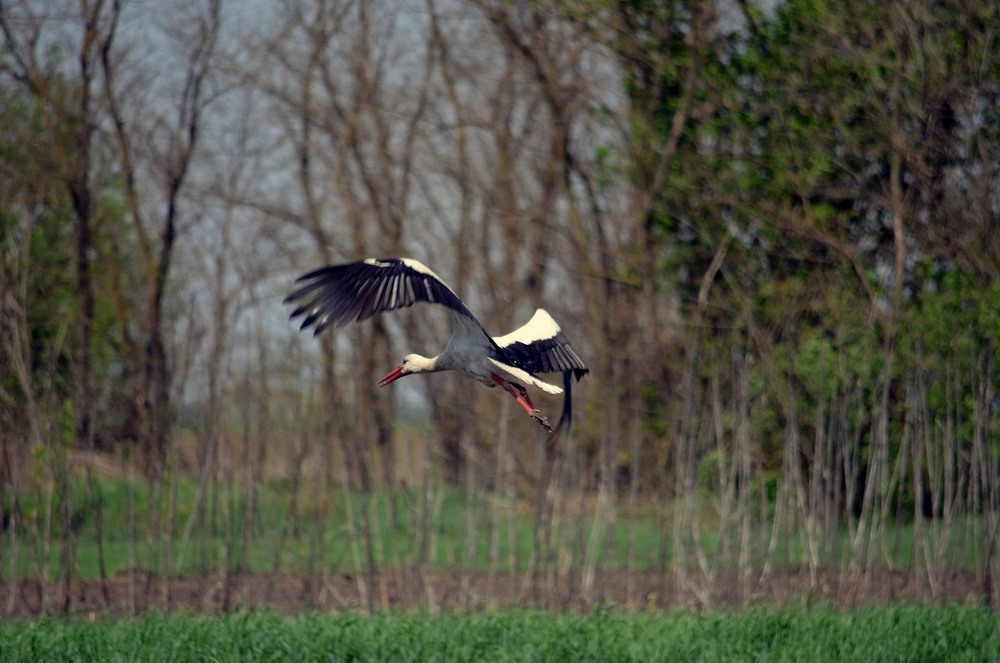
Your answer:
(100, 0), (222, 477)
(0, 0), (129, 612)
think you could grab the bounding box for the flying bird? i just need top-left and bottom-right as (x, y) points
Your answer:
(284, 258), (588, 433)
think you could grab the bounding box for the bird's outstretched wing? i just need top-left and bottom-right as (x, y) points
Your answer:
(285, 258), (479, 336)
(494, 309), (589, 379)
(494, 308), (590, 433)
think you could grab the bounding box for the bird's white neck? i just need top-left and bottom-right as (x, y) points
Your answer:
(406, 353), (441, 374)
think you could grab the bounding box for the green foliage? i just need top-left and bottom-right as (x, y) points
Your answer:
(0, 190), (76, 411)
(698, 449), (726, 492)
(1, 605), (998, 662)
(901, 267), (1000, 361)
(0, 76), (139, 450)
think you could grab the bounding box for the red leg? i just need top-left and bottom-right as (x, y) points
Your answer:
(490, 374), (532, 413)
(491, 374), (553, 433)
(512, 383), (538, 410)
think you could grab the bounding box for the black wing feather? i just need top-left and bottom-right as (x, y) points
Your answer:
(500, 332), (589, 381)
(284, 258), (477, 336)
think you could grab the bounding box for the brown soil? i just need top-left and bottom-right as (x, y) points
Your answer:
(2, 568), (987, 618)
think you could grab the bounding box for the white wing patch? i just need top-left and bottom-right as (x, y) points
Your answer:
(494, 309), (561, 347)
(400, 257), (446, 282)
(488, 358), (563, 394)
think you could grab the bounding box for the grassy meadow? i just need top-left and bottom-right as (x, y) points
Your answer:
(6, 473), (984, 583)
(6, 473), (688, 580)
(2, 605), (998, 662)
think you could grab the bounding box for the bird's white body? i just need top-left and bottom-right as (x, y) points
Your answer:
(286, 257), (587, 433)
(399, 351), (560, 393)
(440, 311), (562, 393)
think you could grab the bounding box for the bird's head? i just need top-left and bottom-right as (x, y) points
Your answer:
(377, 353), (435, 388)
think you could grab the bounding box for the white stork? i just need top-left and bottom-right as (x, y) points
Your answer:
(284, 258), (588, 433)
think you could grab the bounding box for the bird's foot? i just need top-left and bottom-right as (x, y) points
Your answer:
(530, 409), (554, 434)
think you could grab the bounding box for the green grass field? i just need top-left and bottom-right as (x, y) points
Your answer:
(8, 474), (984, 582)
(7, 475), (682, 580)
(1, 605), (997, 662)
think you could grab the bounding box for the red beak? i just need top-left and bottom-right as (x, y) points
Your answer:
(377, 364), (406, 388)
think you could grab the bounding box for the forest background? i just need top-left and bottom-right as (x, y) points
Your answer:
(2, 0), (999, 615)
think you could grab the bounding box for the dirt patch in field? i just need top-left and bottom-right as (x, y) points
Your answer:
(2, 568), (987, 617)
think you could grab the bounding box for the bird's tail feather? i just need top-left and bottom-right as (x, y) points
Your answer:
(552, 371), (574, 437)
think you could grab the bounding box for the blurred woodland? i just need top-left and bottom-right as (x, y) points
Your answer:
(2, 0), (1000, 614)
